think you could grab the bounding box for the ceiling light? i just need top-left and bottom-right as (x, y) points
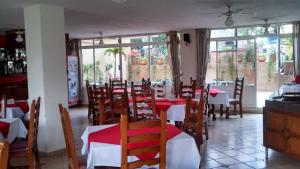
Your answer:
(112, 0), (127, 3)
(225, 15), (234, 27)
(15, 34), (23, 43)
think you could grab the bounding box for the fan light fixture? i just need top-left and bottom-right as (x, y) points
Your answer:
(99, 32), (104, 45)
(15, 34), (23, 43)
(225, 15), (234, 27)
(112, 0), (127, 3)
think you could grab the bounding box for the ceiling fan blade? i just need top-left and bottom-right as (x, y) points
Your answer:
(234, 8), (244, 13)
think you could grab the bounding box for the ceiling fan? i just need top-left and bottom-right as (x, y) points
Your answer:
(261, 18), (282, 35)
(220, 4), (247, 27)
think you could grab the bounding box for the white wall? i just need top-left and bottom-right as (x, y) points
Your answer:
(179, 30), (197, 84)
(25, 4), (67, 153)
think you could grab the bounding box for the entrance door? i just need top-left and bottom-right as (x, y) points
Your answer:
(256, 37), (279, 107)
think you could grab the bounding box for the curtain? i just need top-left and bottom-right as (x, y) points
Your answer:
(293, 21), (300, 75)
(167, 31), (181, 95)
(195, 28), (211, 85)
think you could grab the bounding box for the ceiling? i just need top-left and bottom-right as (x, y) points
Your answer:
(0, 0), (300, 38)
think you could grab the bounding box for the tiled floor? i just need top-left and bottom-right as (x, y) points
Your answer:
(35, 107), (300, 169)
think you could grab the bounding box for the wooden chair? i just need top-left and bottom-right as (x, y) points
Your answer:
(132, 88), (157, 121)
(86, 80), (93, 118)
(120, 110), (166, 169)
(9, 98), (41, 169)
(110, 80), (128, 101)
(0, 95), (7, 118)
(99, 95), (127, 125)
(59, 104), (86, 169)
(131, 82), (144, 96)
(0, 141), (9, 169)
(190, 77), (204, 88)
(183, 86), (206, 147)
(179, 81), (196, 98)
(152, 81), (166, 98)
(227, 77), (245, 118)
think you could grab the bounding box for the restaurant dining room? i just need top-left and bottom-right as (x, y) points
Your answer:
(1, 0), (300, 169)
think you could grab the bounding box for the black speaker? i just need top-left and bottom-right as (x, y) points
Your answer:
(183, 33), (191, 44)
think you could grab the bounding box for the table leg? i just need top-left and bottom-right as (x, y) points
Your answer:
(220, 104), (224, 117)
(211, 104), (216, 121)
(226, 106), (229, 119)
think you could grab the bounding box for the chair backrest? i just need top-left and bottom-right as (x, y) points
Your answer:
(110, 80), (128, 101)
(109, 78), (123, 87)
(204, 84), (210, 114)
(0, 95), (7, 118)
(142, 78), (151, 86)
(132, 88), (156, 121)
(179, 81), (196, 98)
(98, 95), (127, 125)
(153, 81), (166, 98)
(131, 82), (144, 96)
(190, 77), (205, 88)
(0, 141), (9, 169)
(27, 98), (41, 163)
(120, 111), (166, 169)
(184, 86), (205, 145)
(94, 83), (109, 99)
(233, 77), (245, 102)
(59, 104), (80, 169)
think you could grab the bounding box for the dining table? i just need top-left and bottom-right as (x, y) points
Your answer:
(0, 118), (28, 143)
(196, 88), (229, 120)
(4, 100), (29, 119)
(81, 123), (201, 169)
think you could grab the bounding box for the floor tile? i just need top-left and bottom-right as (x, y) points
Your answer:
(233, 154), (257, 163)
(245, 160), (267, 169)
(229, 163), (254, 169)
(215, 157), (241, 166)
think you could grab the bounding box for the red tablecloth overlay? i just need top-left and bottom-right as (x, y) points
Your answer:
(0, 121), (10, 137)
(155, 99), (185, 115)
(5, 100), (29, 113)
(196, 88), (224, 97)
(88, 124), (181, 160)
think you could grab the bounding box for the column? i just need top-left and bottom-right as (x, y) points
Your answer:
(24, 4), (67, 153)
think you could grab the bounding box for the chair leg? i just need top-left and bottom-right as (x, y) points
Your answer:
(34, 149), (41, 169)
(233, 104), (236, 114)
(28, 153), (34, 169)
(204, 122), (209, 140)
(239, 103), (243, 118)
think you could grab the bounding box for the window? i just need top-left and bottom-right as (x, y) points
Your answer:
(211, 29), (235, 38)
(81, 33), (171, 85)
(82, 49), (94, 83)
(280, 37), (293, 75)
(207, 23), (294, 87)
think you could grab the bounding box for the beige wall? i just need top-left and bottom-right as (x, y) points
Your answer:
(179, 30), (197, 84)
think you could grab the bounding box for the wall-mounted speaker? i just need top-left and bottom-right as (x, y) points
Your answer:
(183, 33), (190, 45)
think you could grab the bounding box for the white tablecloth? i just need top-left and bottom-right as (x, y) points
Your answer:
(0, 118), (28, 143)
(279, 84), (300, 94)
(6, 107), (25, 119)
(81, 124), (200, 169)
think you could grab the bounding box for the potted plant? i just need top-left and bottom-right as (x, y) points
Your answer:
(157, 58), (164, 65)
(140, 58), (148, 65)
(128, 49), (140, 65)
(258, 54), (266, 62)
(104, 48), (126, 78)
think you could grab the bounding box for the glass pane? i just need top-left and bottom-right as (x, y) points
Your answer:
(280, 24), (293, 34)
(237, 27), (256, 36)
(217, 51), (237, 81)
(256, 37), (279, 91)
(206, 41), (217, 82)
(123, 36), (149, 44)
(94, 48), (119, 84)
(81, 40), (93, 46)
(82, 49), (94, 83)
(217, 41), (236, 51)
(211, 29), (235, 38)
(280, 37), (293, 75)
(101, 37), (119, 45)
(149, 44), (171, 81)
(237, 40), (255, 85)
(150, 34), (167, 42)
(254, 26), (265, 35)
(126, 45), (150, 82)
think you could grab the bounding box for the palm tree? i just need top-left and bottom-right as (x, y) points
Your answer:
(104, 48), (126, 78)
